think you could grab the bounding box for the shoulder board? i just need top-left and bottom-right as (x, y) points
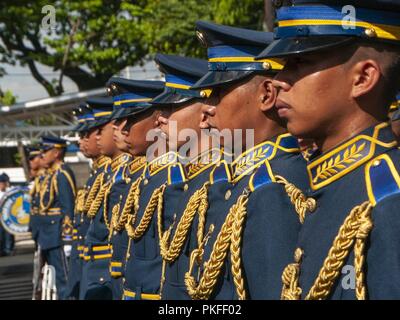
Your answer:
(168, 163), (187, 185)
(185, 148), (222, 180)
(365, 154), (400, 206)
(129, 156), (146, 175)
(144, 151), (177, 178)
(249, 160), (276, 192)
(210, 160), (232, 185)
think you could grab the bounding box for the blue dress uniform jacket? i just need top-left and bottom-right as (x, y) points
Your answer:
(122, 151), (177, 300)
(161, 148), (223, 300)
(79, 153), (130, 300)
(185, 134), (311, 300)
(65, 156), (110, 299)
(107, 156), (145, 300)
(29, 169), (46, 243)
(281, 122), (400, 300)
(37, 162), (76, 300)
(38, 162), (76, 250)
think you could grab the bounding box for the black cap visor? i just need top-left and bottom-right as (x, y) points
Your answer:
(256, 36), (356, 59)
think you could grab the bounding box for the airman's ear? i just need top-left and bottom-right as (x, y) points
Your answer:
(351, 59), (381, 99)
(259, 78), (277, 112)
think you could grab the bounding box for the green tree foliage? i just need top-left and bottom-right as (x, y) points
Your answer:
(0, 0), (265, 97)
(0, 89), (17, 105)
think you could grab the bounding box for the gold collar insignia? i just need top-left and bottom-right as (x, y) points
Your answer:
(307, 122), (397, 191)
(185, 148), (222, 180)
(231, 133), (300, 183)
(145, 151), (177, 177)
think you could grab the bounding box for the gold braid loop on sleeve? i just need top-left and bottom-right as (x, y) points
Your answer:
(113, 176), (142, 232)
(305, 201), (373, 300)
(83, 172), (104, 214)
(126, 184), (166, 240)
(159, 182), (210, 263)
(184, 191), (249, 300)
(275, 175), (317, 223)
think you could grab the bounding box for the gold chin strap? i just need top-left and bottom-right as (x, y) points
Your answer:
(281, 201), (373, 300)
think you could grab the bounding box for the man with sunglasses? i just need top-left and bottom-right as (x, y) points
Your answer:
(104, 77), (164, 299)
(257, 0), (400, 299)
(37, 135), (76, 299)
(182, 21), (314, 300)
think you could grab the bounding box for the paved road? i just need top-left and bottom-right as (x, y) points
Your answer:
(0, 240), (35, 300)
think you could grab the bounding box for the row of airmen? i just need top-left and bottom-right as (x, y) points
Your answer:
(27, 0), (400, 300)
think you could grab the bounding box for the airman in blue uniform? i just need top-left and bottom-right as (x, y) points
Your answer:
(258, 0), (400, 299)
(27, 146), (45, 246)
(65, 104), (110, 299)
(182, 21), (314, 300)
(148, 53), (223, 300)
(79, 97), (132, 300)
(37, 135), (77, 299)
(110, 79), (182, 301)
(105, 77), (164, 299)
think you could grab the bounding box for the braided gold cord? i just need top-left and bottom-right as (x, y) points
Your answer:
(354, 206), (373, 300)
(39, 174), (56, 212)
(159, 182), (209, 263)
(103, 183), (113, 231)
(87, 179), (110, 219)
(109, 203), (120, 241)
(275, 175), (316, 223)
(30, 176), (40, 197)
(281, 248), (304, 300)
(185, 199), (244, 300)
(114, 176), (142, 232)
(83, 172), (104, 213)
(184, 224), (214, 299)
(75, 189), (86, 213)
(196, 182), (210, 248)
(230, 193), (249, 300)
(305, 201), (373, 300)
(126, 184), (166, 240)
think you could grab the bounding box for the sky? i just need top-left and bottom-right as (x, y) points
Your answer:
(0, 60), (161, 104)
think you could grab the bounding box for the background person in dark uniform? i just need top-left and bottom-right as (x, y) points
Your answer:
(27, 146), (45, 246)
(37, 136), (76, 299)
(0, 173), (15, 256)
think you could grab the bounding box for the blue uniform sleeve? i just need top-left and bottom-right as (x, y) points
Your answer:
(241, 183), (302, 299)
(56, 169), (76, 242)
(366, 193), (400, 299)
